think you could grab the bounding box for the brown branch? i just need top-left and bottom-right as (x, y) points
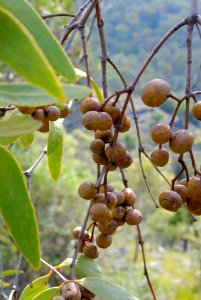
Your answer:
(42, 13), (75, 19)
(40, 259), (67, 282)
(79, 25), (91, 87)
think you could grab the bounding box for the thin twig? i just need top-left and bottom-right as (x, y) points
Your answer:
(42, 13), (75, 19)
(23, 147), (47, 177)
(40, 259), (67, 282)
(79, 25), (91, 87)
(8, 255), (23, 300)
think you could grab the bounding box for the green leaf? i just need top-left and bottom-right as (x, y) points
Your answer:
(19, 273), (51, 300)
(20, 132), (35, 148)
(75, 255), (102, 278)
(75, 68), (104, 102)
(55, 257), (72, 270)
(0, 146), (40, 269)
(3, 269), (24, 277)
(47, 122), (63, 181)
(0, 115), (41, 137)
(32, 285), (63, 300)
(0, 135), (19, 146)
(0, 280), (10, 288)
(0, 83), (91, 106)
(0, 7), (65, 102)
(0, 0), (76, 82)
(77, 277), (139, 300)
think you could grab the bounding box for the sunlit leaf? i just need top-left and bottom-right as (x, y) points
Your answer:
(20, 132), (34, 147)
(47, 122), (63, 181)
(3, 269), (24, 277)
(55, 257), (72, 270)
(0, 0), (76, 82)
(0, 146), (40, 270)
(0, 7), (65, 102)
(32, 285), (63, 300)
(0, 135), (19, 146)
(19, 273), (51, 300)
(76, 255), (102, 278)
(0, 280), (10, 287)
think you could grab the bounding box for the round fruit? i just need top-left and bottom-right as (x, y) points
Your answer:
(99, 184), (115, 193)
(32, 108), (46, 120)
(150, 147), (169, 167)
(90, 203), (112, 223)
(105, 143), (126, 161)
(82, 111), (112, 131)
(115, 151), (133, 169)
(83, 243), (99, 259)
(97, 219), (118, 235)
(178, 178), (188, 187)
(92, 152), (109, 165)
(150, 123), (172, 144)
(61, 282), (81, 300)
(118, 115), (131, 133)
(90, 139), (105, 153)
(78, 181), (96, 200)
(80, 97), (100, 114)
(111, 206), (125, 219)
(186, 197), (201, 215)
(17, 106), (36, 115)
(113, 190), (125, 205)
(45, 105), (61, 121)
(105, 192), (117, 209)
(125, 209), (142, 225)
(38, 119), (49, 133)
(173, 184), (189, 203)
(95, 130), (113, 143)
(192, 101), (201, 120)
(102, 101), (121, 123)
(96, 233), (112, 248)
(187, 176), (201, 201)
(74, 240), (86, 253)
(123, 188), (136, 206)
(141, 79), (170, 107)
(169, 130), (194, 154)
(93, 193), (106, 204)
(159, 190), (182, 212)
(72, 227), (90, 241)
(60, 104), (70, 118)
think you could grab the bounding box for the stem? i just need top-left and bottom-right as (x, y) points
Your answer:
(40, 259), (67, 282)
(79, 25), (91, 87)
(42, 13), (75, 19)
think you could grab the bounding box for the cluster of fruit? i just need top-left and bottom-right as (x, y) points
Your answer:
(53, 281), (95, 300)
(141, 78), (201, 215)
(17, 104), (70, 132)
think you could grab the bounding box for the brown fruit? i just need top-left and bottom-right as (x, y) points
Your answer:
(107, 161), (117, 171)
(90, 139), (105, 153)
(178, 178), (188, 187)
(125, 209), (142, 225)
(123, 188), (136, 206)
(83, 243), (99, 259)
(118, 115), (131, 133)
(115, 151), (133, 169)
(72, 227), (90, 241)
(173, 184), (189, 203)
(187, 176), (201, 202)
(96, 233), (112, 248)
(169, 130), (194, 154)
(105, 143), (126, 161)
(93, 193), (106, 204)
(116, 218), (125, 227)
(150, 147), (169, 167)
(105, 192), (117, 209)
(99, 184), (115, 193)
(113, 190), (125, 205)
(45, 105), (61, 121)
(111, 206), (126, 220)
(150, 123), (172, 144)
(192, 101), (201, 120)
(97, 219), (118, 235)
(78, 181), (96, 200)
(17, 106), (36, 115)
(79, 286), (96, 299)
(92, 152), (108, 165)
(90, 203), (112, 223)
(95, 130), (113, 143)
(38, 119), (49, 133)
(141, 79), (170, 107)
(82, 111), (112, 131)
(74, 240), (86, 253)
(32, 108), (46, 120)
(159, 190), (182, 212)
(53, 296), (65, 300)
(80, 97), (100, 114)
(102, 101), (121, 123)
(186, 197), (201, 215)
(61, 282), (81, 300)
(60, 104), (70, 118)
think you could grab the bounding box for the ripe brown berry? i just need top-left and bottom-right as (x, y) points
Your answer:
(102, 101), (121, 123)
(96, 233), (112, 248)
(178, 178), (188, 187)
(60, 104), (70, 118)
(17, 106), (36, 115)
(74, 240), (86, 253)
(150, 123), (172, 144)
(105, 192), (118, 209)
(95, 130), (113, 143)
(93, 193), (106, 204)
(105, 143), (126, 161)
(192, 101), (201, 120)
(115, 151), (133, 169)
(97, 219), (118, 235)
(159, 190), (182, 212)
(141, 79), (170, 107)
(82, 111), (112, 131)
(187, 176), (201, 200)
(61, 282), (81, 300)
(186, 197), (201, 215)
(32, 108), (46, 120)
(92, 152), (109, 165)
(72, 227), (90, 241)
(90, 203), (112, 223)
(173, 184), (189, 203)
(169, 130), (194, 154)
(78, 181), (96, 200)
(123, 188), (136, 206)
(118, 115), (131, 133)
(150, 147), (169, 167)
(99, 184), (115, 193)
(45, 105), (61, 121)
(111, 206), (126, 220)
(90, 139), (105, 153)
(83, 243), (99, 259)
(113, 190), (125, 205)
(125, 209), (142, 225)
(80, 97), (100, 114)
(116, 218), (126, 227)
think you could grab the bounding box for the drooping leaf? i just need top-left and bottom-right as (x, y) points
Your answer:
(3, 269), (24, 277)
(19, 273), (51, 300)
(0, 0), (76, 82)
(0, 146), (40, 270)
(32, 285), (63, 300)
(47, 122), (63, 181)
(75, 255), (102, 278)
(0, 135), (19, 146)
(0, 7), (65, 102)
(0, 83), (91, 106)
(77, 277), (139, 300)
(55, 257), (72, 270)
(0, 115), (41, 137)
(75, 68), (104, 102)
(20, 132), (34, 147)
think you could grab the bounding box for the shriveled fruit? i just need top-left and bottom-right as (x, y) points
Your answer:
(192, 101), (201, 120)
(97, 219), (118, 235)
(105, 143), (126, 160)
(118, 115), (131, 133)
(159, 190), (182, 212)
(45, 105), (61, 121)
(102, 101), (121, 123)
(61, 282), (81, 300)
(150, 123), (172, 144)
(115, 151), (133, 169)
(32, 108), (46, 120)
(123, 188), (136, 206)
(95, 130), (113, 143)
(90, 139), (105, 153)
(105, 192), (117, 209)
(82, 111), (112, 131)
(72, 227), (90, 241)
(186, 197), (201, 215)
(173, 184), (189, 203)
(78, 181), (96, 200)
(150, 147), (169, 167)
(80, 97), (100, 114)
(111, 206), (125, 220)
(96, 233), (112, 248)
(60, 104), (70, 118)
(169, 130), (194, 154)
(83, 243), (99, 259)
(113, 190), (125, 205)
(92, 152), (108, 165)
(17, 106), (36, 115)
(141, 79), (170, 107)
(90, 203), (112, 223)
(93, 193), (106, 204)
(187, 176), (201, 203)
(125, 209), (142, 225)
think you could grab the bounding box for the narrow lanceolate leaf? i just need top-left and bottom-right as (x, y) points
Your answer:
(0, 0), (76, 82)
(0, 115), (41, 137)
(0, 280), (10, 288)
(47, 122), (63, 181)
(0, 146), (40, 270)
(55, 257), (73, 270)
(0, 83), (91, 106)
(77, 277), (139, 300)
(32, 285), (63, 300)
(0, 135), (19, 146)
(20, 132), (35, 147)
(3, 269), (24, 277)
(0, 7), (65, 102)
(19, 273), (51, 300)
(75, 255), (102, 278)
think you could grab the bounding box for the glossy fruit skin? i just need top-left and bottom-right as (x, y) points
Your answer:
(125, 209), (142, 225)
(96, 233), (112, 248)
(60, 104), (70, 118)
(72, 227), (90, 241)
(141, 78), (170, 107)
(82, 111), (112, 131)
(115, 151), (133, 169)
(123, 188), (136, 206)
(45, 105), (61, 121)
(32, 108), (47, 120)
(83, 243), (99, 259)
(186, 197), (201, 215)
(150, 147), (169, 167)
(78, 181), (96, 200)
(118, 115), (131, 133)
(102, 101), (121, 123)
(159, 190), (182, 212)
(173, 184), (189, 203)
(150, 123), (172, 144)
(169, 130), (194, 154)
(90, 139), (105, 153)
(192, 101), (201, 120)
(186, 177), (201, 212)
(80, 97), (100, 114)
